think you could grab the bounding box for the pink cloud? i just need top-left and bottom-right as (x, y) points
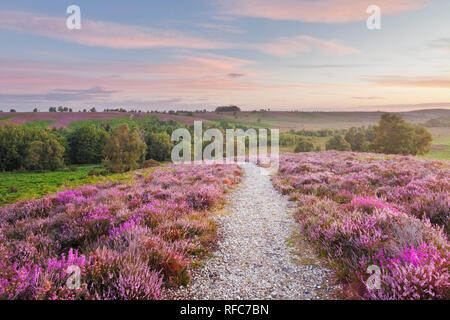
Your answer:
(218, 0), (430, 23)
(371, 76), (450, 88)
(254, 35), (359, 56)
(0, 10), (229, 49)
(0, 54), (253, 80)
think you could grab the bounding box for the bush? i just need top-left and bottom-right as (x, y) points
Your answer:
(141, 159), (160, 169)
(68, 126), (108, 164)
(370, 113), (432, 155)
(145, 132), (173, 162)
(88, 169), (101, 176)
(326, 135), (351, 151)
(0, 124), (66, 171)
(103, 124), (147, 173)
(294, 137), (314, 152)
(7, 186), (19, 193)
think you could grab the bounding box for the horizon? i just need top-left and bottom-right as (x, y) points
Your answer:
(1, 1), (450, 112)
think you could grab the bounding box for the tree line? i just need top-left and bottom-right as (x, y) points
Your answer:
(0, 118), (181, 173)
(293, 114), (432, 155)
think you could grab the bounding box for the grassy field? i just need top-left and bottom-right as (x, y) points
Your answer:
(0, 165), (143, 206)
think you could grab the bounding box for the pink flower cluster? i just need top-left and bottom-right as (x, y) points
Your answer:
(0, 164), (242, 300)
(273, 151), (449, 300)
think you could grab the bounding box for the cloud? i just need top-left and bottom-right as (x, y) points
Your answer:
(430, 38), (450, 52)
(0, 54), (258, 106)
(217, 0), (430, 23)
(0, 54), (254, 84)
(227, 73), (245, 78)
(370, 76), (450, 88)
(352, 96), (384, 100)
(196, 23), (244, 34)
(0, 87), (116, 103)
(254, 35), (359, 56)
(286, 64), (367, 69)
(0, 10), (229, 49)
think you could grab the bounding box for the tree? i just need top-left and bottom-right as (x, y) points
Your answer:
(370, 114), (432, 155)
(345, 127), (373, 152)
(294, 137), (314, 152)
(33, 108), (38, 112)
(102, 124), (147, 172)
(25, 135), (65, 171)
(326, 135), (351, 151)
(411, 125), (433, 155)
(90, 108), (97, 113)
(10, 109), (16, 113)
(68, 126), (109, 164)
(145, 132), (173, 161)
(215, 106), (240, 113)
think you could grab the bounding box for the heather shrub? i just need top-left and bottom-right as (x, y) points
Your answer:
(273, 151), (449, 300)
(0, 163), (241, 299)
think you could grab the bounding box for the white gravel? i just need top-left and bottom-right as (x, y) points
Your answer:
(167, 163), (335, 300)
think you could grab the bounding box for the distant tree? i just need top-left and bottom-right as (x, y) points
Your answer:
(10, 109), (16, 113)
(58, 106), (63, 112)
(326, 135), (351, 151)
(103, 124), (147, 172)
(145, 132), (173, 161)
(68, 126), (109, 164)
(370, 114), (433, 155)
(69, 108), (73, 112)
(33, 108), (38, 112)
(83, 109), (87, 113)
(215, 105), (241, 113)
(49, 107), (57, 112)
(90, 108), (97, 113)
(294, 137), (314, 152)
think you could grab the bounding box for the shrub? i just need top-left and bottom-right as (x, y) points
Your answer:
(103, 124), (147, 173)
(0, 163), (242, 299)
(145, 132), (173, 161)
(273, 151), (449, 300)
(294, 137), (314, 153)
(326, 135), (351, 151)
(141, 159), (160, 169)
(370, 113), (432, 155)
(88, 169), (101, 176)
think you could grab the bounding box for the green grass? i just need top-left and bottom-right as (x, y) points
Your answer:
(0, 165), (145, 206)
(68, 116), (136, 130)
(422, 136), (450, 161)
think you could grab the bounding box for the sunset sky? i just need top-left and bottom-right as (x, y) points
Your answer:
(0, 0), (449, 111)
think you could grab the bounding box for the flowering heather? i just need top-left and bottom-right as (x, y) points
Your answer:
(0, 164), (242, 300)
(274, 151), (449, 300)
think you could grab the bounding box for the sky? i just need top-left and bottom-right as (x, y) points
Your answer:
(0, 0), (449, 112)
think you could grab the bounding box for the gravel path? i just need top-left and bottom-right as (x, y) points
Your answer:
(168, 163), (335, 300)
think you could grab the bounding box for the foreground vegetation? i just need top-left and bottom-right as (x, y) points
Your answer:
(0, 164), (242, 299)
(0, 165), (145, 206)
(273, 152), (449, 299)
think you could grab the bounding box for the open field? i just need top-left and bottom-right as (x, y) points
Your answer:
(2, 109), (450, 130)
(0, 165), (143, 206)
